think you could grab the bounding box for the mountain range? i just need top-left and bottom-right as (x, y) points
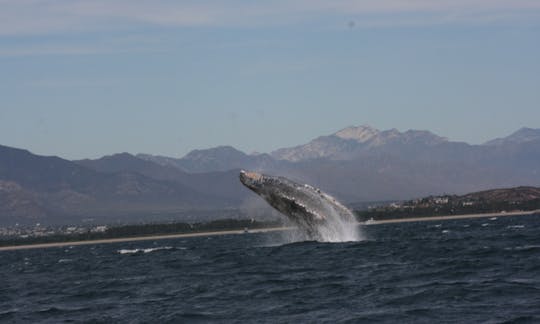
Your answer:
(1, 125), (540, 226)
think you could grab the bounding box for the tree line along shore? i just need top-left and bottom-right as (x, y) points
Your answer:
(356, 197), (540, 221)
(0, 219), (281, 248)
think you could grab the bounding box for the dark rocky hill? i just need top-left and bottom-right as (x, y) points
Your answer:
(463, 186), (540, 202)
(76, 153), (253, 204)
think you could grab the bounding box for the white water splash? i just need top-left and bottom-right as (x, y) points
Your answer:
(316, 192), (362, 242)
(314, 207), (360, 242)
(278, 200), (362, 243)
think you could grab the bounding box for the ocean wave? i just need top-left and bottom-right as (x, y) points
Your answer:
(4, 215), (540, 323)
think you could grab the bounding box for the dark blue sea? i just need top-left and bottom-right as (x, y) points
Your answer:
(1, 214), (540, 323)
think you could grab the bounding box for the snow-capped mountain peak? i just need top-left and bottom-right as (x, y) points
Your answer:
(334, 125), (379, 143)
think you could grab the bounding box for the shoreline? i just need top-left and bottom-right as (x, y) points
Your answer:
(0, 227), (291, 252)
(1, 210), (538, 251)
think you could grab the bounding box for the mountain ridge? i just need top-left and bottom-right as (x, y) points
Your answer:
(138, 146), (276, 173)
(0, 145), (238, 226)
(1, 125), (539, 226)
(271, 125), (452, 162)
(484, 127), (540, 146)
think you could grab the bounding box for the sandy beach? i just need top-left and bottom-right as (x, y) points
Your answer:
(1, 210), (538, 251)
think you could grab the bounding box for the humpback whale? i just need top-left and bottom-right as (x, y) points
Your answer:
(239, 170), (358, 241)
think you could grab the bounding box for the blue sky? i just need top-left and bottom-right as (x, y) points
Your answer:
(1, 1), (539, 159)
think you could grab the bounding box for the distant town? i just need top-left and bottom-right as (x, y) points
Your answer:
(0, 219), (280, 247)
(356, 186), (540, 221)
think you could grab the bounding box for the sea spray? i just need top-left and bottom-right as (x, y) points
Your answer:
(315, 191), (361, 242)
(278, 197), (361, 243)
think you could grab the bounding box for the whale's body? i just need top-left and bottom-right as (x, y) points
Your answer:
(239, 170), (358, 241)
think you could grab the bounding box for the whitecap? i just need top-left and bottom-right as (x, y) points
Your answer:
(489, 217), (497, 221)
(442, 230), (450, 234)
(508, 245), (540, 251)
(117, 246), (173, 254)
(507, 225), (525, 229)
(481, 223), (489, 227)
(117, 249), (139, 255)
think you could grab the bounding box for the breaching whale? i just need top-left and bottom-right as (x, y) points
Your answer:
(239, 170), (358, 241)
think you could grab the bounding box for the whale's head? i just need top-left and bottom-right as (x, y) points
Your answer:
(240, 170), (308, 219)
(239, 170), (289, 198)
(239, 170), (265, 192)
(240, 170), (305, 198)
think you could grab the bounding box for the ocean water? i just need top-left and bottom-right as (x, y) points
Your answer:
(1, 214), (540, 323)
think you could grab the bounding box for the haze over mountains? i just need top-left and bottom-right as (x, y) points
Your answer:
(1, 125), (540, 226)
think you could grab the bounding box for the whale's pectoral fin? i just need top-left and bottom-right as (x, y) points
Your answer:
(277, 196), (325, 225)
(280, 196), (308, 214)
